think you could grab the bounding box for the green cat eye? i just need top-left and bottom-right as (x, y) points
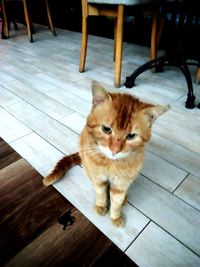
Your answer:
(126, 133), (137, 140)
(102, 125), (112, 134)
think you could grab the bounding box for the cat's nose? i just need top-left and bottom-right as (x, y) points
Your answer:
(110, 147), (120, 156)
(110, 138), (122, 155)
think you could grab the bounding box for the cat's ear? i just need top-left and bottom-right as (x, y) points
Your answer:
(143, 104), (170, 126)
(92, 80), (112, 106)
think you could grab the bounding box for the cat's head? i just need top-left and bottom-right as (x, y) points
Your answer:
(86, 81), (170, 160)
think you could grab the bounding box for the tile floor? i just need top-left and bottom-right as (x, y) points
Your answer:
(0, 24), (200, 266)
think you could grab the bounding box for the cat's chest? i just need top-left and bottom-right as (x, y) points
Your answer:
(103, 160), (139, 181)
(93, 165), (137, 190)
(82, 150), (144, 183)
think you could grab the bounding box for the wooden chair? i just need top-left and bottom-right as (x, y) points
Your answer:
(1, 0), (56, 42)
(79, 0), (162, 87)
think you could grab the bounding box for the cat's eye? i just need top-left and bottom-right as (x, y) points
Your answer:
(102, 125), (112, 135)
(126, 133), (137, 140)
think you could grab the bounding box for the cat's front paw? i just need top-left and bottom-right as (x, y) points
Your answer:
(122, 196), (128, 206)
(111, 216), (124, 227)
(95, 205), (107, 216)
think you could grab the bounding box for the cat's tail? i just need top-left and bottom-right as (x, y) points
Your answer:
(43, 152), (81, 186)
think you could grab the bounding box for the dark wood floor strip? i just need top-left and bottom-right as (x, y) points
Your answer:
(0, 137), (137, 266)
(0, 138), (21, 170)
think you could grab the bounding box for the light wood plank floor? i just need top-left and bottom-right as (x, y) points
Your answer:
(0, 24), (200, 266)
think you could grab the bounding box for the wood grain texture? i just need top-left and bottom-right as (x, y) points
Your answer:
(0, 138), (137, 267)
(0, 138), (21, 169)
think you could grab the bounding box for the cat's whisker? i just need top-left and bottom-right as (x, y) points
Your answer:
(80, 146), (100, 157)
(79, 148), (97, 153)
(80, 148), (98, 154)
(79, 145), (97, 151)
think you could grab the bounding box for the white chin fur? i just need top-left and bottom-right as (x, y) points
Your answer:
(98, 145), (129, 160)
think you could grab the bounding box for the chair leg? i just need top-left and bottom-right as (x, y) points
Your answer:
(12, 20), (18, 30)
(79, 1), (88, 72)
(196, 67), (200, 84)
(114, 5), (124, 88)
(125, 55), (167, 88)
(113, 18), (117, 62)
(157, 14), (165, 47)
(178, 63), (195, 109)
(45, 0), (56, 36)
(150, 12), (165, 72)
(1, 0), (9, 38)
(150, 12), (158, 61)
(23, 0), (33, 42)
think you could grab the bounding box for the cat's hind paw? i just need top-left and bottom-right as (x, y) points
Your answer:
(95, 205), (107, 216)
(111, 216), (124, 227)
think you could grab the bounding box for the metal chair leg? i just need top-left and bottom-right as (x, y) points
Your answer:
(125, 54), (196, 109)
(125, 55), (166, 87)
(178, 63), (195, 109)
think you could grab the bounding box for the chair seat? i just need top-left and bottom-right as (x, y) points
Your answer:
(87, 0), (160, 5)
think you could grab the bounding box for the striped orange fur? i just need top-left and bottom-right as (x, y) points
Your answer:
(43, 80), (170, 227)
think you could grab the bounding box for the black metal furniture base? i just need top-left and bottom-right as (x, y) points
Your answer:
(125, 54), (198, 109)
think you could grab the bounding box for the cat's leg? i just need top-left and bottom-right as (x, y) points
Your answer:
(110, 187), (127, 227)
(93, 181), (108, 215)
(122, 195), (128, 206)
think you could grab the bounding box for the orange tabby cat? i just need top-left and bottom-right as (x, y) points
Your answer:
(43, 80), (170, 227)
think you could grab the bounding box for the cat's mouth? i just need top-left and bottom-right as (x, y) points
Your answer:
(98, 145), (129, 160)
